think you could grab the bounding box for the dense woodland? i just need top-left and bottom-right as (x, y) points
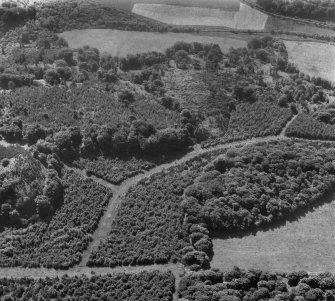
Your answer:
(286, 113), (335, 141)
(203, 102), (293, 148)
(0, 271), (175, 300)
(0, 169), (112, 268)
(1, 0), (335, 296)
(257, 0), (335, 22)
(36, 1), (170, 33)
(179, 267), (335, 301)
(185, 141), (335, 235)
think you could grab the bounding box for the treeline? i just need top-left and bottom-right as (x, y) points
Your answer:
(0, 169), (111, 269)
(0, 271), (175, 301)
(257, 0), (335, 22)
(32, 118), (192, 164)
(286, 113), (335, 141)
(179, 267), (335, 301)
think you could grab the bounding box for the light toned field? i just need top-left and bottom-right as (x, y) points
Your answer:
(79, 0), (241, 11)
(212, 198), (335, 273)
(132, 3), (268, 30)
(285, 41), (335, 83)
(59, 29), (247, 56)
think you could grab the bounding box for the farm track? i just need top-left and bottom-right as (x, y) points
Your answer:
(2, 115), (335, 300)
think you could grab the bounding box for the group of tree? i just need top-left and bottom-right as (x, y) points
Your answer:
(179, 267), (335, 301)
(73, 156), (155, 185)
(0, 169), (111, 269)
(183, 140), (335, 237)
(0, 153), (64, 231)
(0, 2), (36, 28)
(165, 41), (223, 70)
(286, 113), (335, 141)
(257, 0), (335, 22)
(37, 1), (170, 33)
(88, 154), (213, 270)
(204, 101), (293, 148)
(0, 271), (175, 300)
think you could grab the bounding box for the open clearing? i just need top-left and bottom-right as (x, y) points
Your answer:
(132, 2), (268, 30)
(212, 196), (335, 273)
(59, 29), (247, 56)
(285, 41), (335, 84)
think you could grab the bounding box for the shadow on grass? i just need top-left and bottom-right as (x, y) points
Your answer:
(211, 189), (335, 241)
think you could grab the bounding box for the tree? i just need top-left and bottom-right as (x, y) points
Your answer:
(36, 195), (52, 219)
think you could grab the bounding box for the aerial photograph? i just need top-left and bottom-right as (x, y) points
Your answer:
(0, 0), (335, 299)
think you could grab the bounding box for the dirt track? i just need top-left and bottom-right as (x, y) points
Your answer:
(0, 113), (331, 301)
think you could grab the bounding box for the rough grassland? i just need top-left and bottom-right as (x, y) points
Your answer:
(59, 29), (247, 56)
(285, 41), (335, 84)
(132, 3), (268, 30)
(212, 198), (335, 273)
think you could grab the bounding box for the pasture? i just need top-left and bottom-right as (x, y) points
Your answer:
(132, 3), (268, 30)
(285, 41), (335, 84)
(212, 196), (335, 273)
(87, 0), (240, 11)
(58, 29), (247, 56)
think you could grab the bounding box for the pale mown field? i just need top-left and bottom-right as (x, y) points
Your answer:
(212, 198), (335, 273)
(132, 3), (268, 30)
(59, 29), (247, 56)
(285, 41), (335, 84)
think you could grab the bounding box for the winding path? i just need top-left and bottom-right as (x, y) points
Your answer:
(0, 114), (330, 301)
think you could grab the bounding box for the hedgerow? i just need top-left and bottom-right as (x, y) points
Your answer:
(0, 169), (112, 269)
(286, 113), (335, 141)
(203, 102), (293, 148)
(179, 267), (335, 301)
(0, 271), (175, 301)
(73, 157), (155, 185)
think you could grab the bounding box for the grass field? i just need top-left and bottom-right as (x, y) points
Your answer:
(59, 29), (247, 56)
(285, 41), (335, 83)
(84, 0), (240, 11)
(212, 196), (335, 273)
(132, 3), (268, 30)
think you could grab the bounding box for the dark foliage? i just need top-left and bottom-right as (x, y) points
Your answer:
(87, 152), (219, 268)
(184, 141), (335, 235)
(37, 1), (169, 33)
(286, 113), (335, 141)
(204, 102), (292, 148)
(0, 271), (175, 301)
(73, 157), (155, 185)
(0, 169), (111, 269)
(257, 0), (335, 22)
(179, 267), (335, 301)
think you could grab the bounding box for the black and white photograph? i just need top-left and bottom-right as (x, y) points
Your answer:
(0, 0), (334, 300)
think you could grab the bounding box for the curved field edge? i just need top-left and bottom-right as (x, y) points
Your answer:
(58, 29), (247, 57)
